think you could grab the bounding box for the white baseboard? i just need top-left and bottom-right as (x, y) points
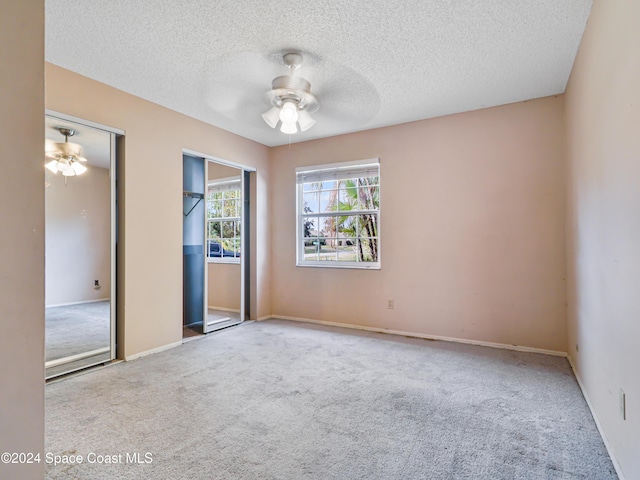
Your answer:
(257, 315), (273, 321)
(567, 356), (625, 480)
(125, 341), (182, 362)
(268, 314), (567, 357)
(46, 298), (110, 308)
(208, 305), (241, 313)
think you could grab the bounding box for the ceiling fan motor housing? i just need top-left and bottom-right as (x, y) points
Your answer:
(268, 76), (319, 112)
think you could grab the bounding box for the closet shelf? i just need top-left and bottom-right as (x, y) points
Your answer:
(183, 191), (204, 217)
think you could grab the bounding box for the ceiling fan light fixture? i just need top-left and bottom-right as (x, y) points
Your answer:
(279, 101), (299, 124)
(45, 159), (60, 174)
(262, 53), (319, 135)
(71, 161), (88, 175)
(261, 106), (281, 129)
(58, 160), (73, 173)
(297, 109), (317, 132)
(280, 121), (298, 134)
(44, 128), (88, 177)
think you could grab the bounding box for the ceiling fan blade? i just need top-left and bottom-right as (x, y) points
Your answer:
(203, 51), (281, 119)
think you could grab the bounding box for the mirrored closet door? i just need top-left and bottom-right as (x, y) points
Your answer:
(204, 160), (245, 332)
(44, 113), (118, 379)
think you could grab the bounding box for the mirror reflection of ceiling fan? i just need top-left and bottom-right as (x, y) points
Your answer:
(45, 127), (88, 176)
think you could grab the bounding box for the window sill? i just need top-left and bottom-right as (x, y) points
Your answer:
(296, 262), (380, 270)
(207, 258), (241, 265)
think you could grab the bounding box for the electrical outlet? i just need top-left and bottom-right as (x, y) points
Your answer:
(619, 389), (626, 420)
(387, 299), (394, 310)
(94, 280), (101, 290)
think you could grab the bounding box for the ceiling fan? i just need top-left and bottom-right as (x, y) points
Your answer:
(202, 50), (380, 144)
(45, 127), (88, 176)
(261, 53), (319, 134)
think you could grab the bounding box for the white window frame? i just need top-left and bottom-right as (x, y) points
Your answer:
(207, 176), (241, 264)
(296, 158), (381, 269)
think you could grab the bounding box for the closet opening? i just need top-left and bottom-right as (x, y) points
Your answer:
(182, 152), (252, 339)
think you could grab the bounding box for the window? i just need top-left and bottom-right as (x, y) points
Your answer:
(207, 176), (241, 262)
(296, 159), (380, 269)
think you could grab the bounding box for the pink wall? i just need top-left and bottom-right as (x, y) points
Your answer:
(45, 167), (111, 306)
(564, 0), (640, 476)
(270, 96), (567, 352)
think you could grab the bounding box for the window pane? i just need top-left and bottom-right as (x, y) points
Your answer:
(344, 180), (358, 203)
(230, 238), (241, 257)
(320, 190), (337, 213)
(321, 216), (337, 238)
(318, 240), (337, 261)
(208, 239), (221, 257)
(358, 185), (379, 211)
(337, 187), (357, 212)
(356, 238), (377, 262)
(303, 193), (319, 213)
(336, 188), (347, 209)
(303, 217), (318, 239)
(303, 183), (318, 193)
(208, 221), (221, 237)
(223, 199), (238, 218)
(336, 239), (357, 262)
(222, 221), (235, 239)
(209, 200), (222, 219)
(234, 221), (241, 237)
(208, 191), (223, 202)
(358, 214), (378, 238)
(303, 241), (319, 261)
(340, 178), (358, 199)
(321, 180), (337, 190)
(304, 252), (318, 261)
(358, 238), (378, 262)
(338, 215), (357, 237)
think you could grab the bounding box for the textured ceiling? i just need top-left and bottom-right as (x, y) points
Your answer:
(45, 0), (593, 147)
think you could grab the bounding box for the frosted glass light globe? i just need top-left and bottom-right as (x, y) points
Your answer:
(279, 101), (299, 124)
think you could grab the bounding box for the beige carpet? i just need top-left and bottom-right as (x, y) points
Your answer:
(45, 301), (111, 362)
(45, 319), (617, 479)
